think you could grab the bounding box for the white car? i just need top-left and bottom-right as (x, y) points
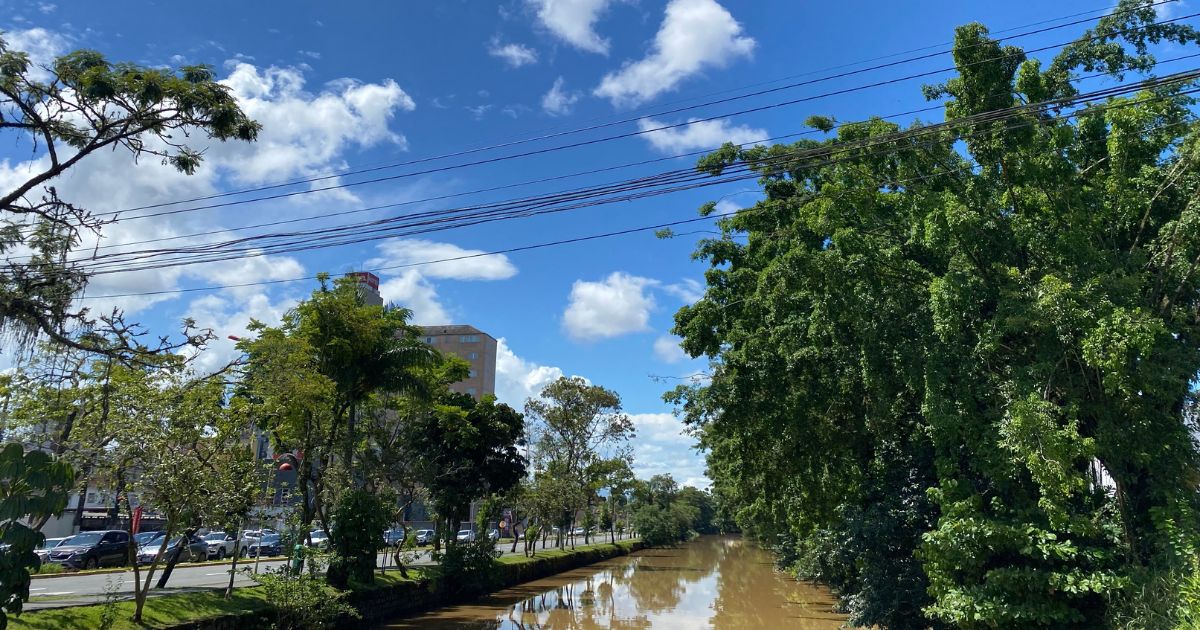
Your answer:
(35, 537), (69, 562)
(202, 532), (237, 559)
(456, 529), (474, 543)
(307, 530), (330, 550)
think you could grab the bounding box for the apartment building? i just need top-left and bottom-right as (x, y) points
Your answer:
(419, 325), (497, 400)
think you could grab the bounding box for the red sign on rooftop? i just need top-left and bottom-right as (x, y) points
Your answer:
(346, 271), (380, 290)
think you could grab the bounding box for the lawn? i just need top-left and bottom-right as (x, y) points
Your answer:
(9, 589), (271, 630)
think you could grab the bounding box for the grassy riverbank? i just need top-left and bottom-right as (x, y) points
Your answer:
(9, 540), (641, 630)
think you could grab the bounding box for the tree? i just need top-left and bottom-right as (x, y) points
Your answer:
(238, 275), (436, 585)
(0, 36), (257, 356)
(406, 391), (527, 547)
(668, 2), (1200, 627)
(0, 443), (74, 629)
(525, 377), (634, 548)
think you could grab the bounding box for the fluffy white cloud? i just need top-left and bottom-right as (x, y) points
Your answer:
(378, 270), (450, 325)
(595, 0), (754, 106)
(563, 272), (657, 341)
(2, 27), (68, 81)
(528, 0), (613, 54)
(637, 116), (766, 153)
(541, 76), (580, 116)
(184, 290), (297, 374)
(627, 412), (708, 487)
(653, 334), (688, 363)
(488, 38), (538, 67)
(663, 278), (704, 303)
(369, 239), (517, 280)
(218, 63), (415, 188)
(495, 337), (565, 407)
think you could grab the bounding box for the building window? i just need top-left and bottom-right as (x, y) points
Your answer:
(469, 369), (477, 378)
(467, 352), (478, 360)
(466, 387), (477, 396)
(424, 336), (437, 344)
(459, 334), (480, 343)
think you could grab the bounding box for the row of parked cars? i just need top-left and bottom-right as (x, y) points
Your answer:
(35, 528), (298, 570)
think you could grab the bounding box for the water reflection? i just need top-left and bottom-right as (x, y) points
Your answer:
(380, 536), (845, 629)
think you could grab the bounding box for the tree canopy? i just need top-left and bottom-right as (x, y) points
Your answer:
(669, 2), (1200, 627)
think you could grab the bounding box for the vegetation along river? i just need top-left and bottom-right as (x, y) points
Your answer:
(382, 536), (847, 629)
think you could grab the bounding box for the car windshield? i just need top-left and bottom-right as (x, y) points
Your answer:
(457, 530), (471, 536)
(134, 532), (162, 545)
(65, 532), (103, 546)
(310, 531), (326, 538)
(39, 538), (66, 549)
(204, 533), (226, 541)
(260, 535), (280, 543)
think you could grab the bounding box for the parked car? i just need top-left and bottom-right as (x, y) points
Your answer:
(245, 534), (283, 557)
(134, 531), (165, 547)
(137, 534), (206, 565)
(414, 529), (435, 545)
(571, 527), (585, 536)
(456, 529), (474, 543)
(34, 537), (69, 562)
(48, 530), (130, 570)
(488, 529), (500, 542)
(382, 529), (406, 546)
(307, 530), (330, 550)
(203, 532), (237, 559)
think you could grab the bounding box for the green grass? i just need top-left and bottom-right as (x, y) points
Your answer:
(497, 539), (639, 565)
(9, 589), (271, 630)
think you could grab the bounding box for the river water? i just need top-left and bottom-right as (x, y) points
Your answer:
(381, 535), (846, 629)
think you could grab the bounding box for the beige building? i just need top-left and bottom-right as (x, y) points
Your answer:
(419, 325), (497, 400)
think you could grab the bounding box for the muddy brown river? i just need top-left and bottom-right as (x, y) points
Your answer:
(381, 535), (846, 629)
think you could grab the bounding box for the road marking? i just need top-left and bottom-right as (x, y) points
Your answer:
(205, 572), (230, 576)
(33, 591), (74, 596)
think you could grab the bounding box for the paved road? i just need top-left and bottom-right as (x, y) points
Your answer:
(26, 533), (634, 611)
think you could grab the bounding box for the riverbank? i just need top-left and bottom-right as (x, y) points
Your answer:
(8, 539), (643, 629)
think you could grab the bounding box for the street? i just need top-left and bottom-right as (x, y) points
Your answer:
(26, 533), (631, 611)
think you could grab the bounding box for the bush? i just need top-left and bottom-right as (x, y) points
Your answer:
(428, 537), (501, 597)
(328, 490), (391, 587)
(252, 568), (358, 630)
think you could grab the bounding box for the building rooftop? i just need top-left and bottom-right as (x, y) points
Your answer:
(419, 324), (496, 341)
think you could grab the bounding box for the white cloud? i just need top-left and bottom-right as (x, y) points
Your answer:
(528, 0), (613, 54)
(298, 50), (322, 59)
(541, 76), (580, 116)
(218, 63), (415, 187)
(37, 2), (56, 13)
(662, 278), (704, 303)
(1, 27), (69, 81)
(465, 104), (493, 119)
(637, 116), (766, 153)
(488, 38), (538, 67)
(378, 270), (450, 325)
(594, 0), (754, 107)
(184, 290), (297, 374)
(627, 412), (708, 487)
(653, 335), (688, 363)
(563, 272), (657, 341)
(0, 45), (417, 329)
(495, 338), (565, 407)
(369, 238), (517, 281)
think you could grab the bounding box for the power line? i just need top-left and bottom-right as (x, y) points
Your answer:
(58, 49), (1200, 258)
(73, 74), (1200, 276)
(93, 0), (1162, 213)
(85, 3), (1194, 220)
(77, 113), (1195, 301)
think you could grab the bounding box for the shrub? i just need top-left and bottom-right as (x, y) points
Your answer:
(631, 504), (690, 547)
(428, 537), (501, 597)
(327, 490), (391, 587)
(252, 568), (359, 630)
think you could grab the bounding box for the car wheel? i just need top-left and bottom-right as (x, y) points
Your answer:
(217, 548), (226, 560)
(83, 557), (98, 570)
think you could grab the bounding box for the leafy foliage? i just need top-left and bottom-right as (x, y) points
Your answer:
(668, 2), (1200, 627)
(0, 444), (74, 629)
(251, 568), (358, 630)
(327, 490), (391, 588)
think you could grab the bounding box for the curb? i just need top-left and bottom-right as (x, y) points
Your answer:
(31, 556), (289, 580)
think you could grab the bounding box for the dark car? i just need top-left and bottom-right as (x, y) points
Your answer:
(245, 533), (283, 557)
(383, 529), (406, 546)
(47, 530), (130, 570)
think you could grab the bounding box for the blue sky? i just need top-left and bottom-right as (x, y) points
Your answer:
(0, 0), (1185, 488)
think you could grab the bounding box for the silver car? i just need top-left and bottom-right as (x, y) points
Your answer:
(34, 537), (69, 562)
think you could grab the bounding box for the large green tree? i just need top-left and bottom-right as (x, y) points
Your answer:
(669, 2), (1200, 627)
